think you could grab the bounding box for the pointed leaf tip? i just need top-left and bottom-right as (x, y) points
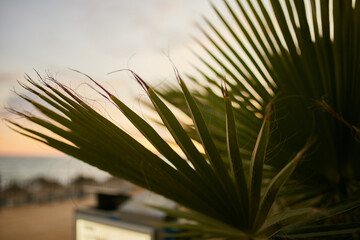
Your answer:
(107, 69), (151, 92)
(71, 68), (112, 96)
(221, 80), (229, 98)
(168, 59), (183, 85)
(131, 71), (151, 92)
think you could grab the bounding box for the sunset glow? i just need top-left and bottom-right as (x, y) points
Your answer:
(0, 0), (218, 157)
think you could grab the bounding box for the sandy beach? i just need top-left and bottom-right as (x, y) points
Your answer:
(0, 195), (96, 240)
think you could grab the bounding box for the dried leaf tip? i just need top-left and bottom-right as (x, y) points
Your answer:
(174, 67), (184, 84)
(7, 108), (31, 120)
(108, 69), (150, 92)
(70, 68), (112, 96)
(221, 80), (229, 98)
(57, 83), (84, 104)
(166, 57), (184, 84)
(132, 71), (151, 91)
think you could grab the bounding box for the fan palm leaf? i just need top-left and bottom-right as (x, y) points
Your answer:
(7, 71), (360, 239)
(158, 0), (360, 203)
(6, 0), (360, 239)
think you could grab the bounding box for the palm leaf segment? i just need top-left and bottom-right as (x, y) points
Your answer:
(159, 0), (360, 200)
(10, 70), (360, 238)
(9, 70), (316, 238)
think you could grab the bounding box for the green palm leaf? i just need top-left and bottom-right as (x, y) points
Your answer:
(6, 0), (360, 239)
(8, 73), (314, 238)
(159, 0), (360, 203)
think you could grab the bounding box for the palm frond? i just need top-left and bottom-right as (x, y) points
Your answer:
(8, 72), (317, 238)
(6, 0), (360, 239)
(159, 0), (360, 202)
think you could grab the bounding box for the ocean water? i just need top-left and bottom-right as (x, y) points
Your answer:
(0, 156), (111, 188)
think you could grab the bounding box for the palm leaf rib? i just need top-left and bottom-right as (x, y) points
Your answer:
(211, 2), (274, 100)
(176, 70), (248, 224)
(223, 84), (250, 227)
(192, 35), (263, 112)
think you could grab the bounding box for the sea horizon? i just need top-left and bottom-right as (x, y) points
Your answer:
(0, 156), (111, 188)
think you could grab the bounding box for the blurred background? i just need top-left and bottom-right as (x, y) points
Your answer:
(0, 1), (220, 239)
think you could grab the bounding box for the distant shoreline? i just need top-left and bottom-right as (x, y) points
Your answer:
(1, 175), (103, 208)
(0, 156), (110, 188)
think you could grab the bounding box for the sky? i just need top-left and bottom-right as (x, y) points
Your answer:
(0, 0), (222, 156)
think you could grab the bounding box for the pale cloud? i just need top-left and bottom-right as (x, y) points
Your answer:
(0, 0), (222, 156)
